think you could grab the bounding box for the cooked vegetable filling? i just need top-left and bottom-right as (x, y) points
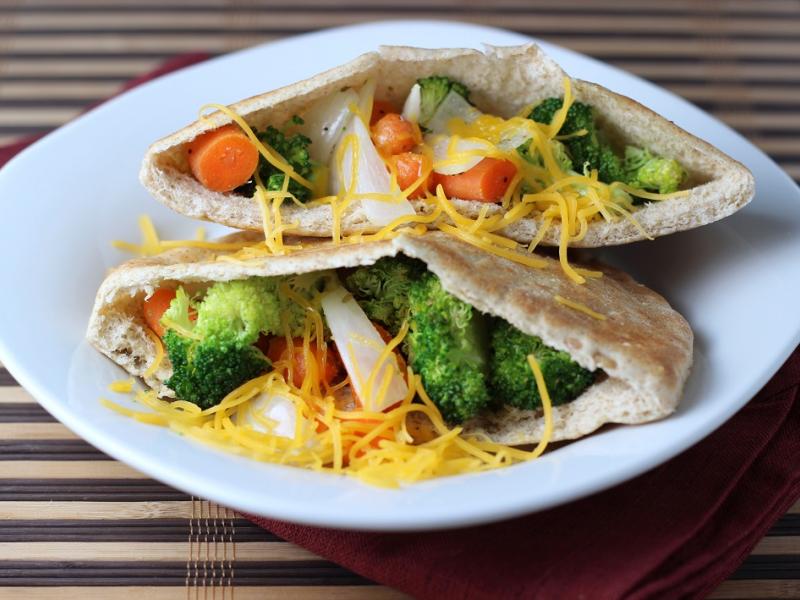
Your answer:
(143, 257), (596, 423)
(116, 255), (599, 486)
(184, 75), (690, 286)
(191, 76), (686, 203)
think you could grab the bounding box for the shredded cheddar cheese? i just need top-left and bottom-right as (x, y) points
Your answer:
(554, 295), (608, 321)
(105, 303), (558, 487)
(108, 378), (134, 394)
(113, 215), (256, 257)
(525, 354), (554, 458)
(143, 327), (165, 378)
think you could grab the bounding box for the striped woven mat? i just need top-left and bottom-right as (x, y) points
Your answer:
(0, 1), (798, 598)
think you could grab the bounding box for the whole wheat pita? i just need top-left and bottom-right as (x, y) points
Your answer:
(87, 231), (693, 443)
(141, 44), (753, 248)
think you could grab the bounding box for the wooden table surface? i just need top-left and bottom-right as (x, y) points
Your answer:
(1, 1), (799, 598)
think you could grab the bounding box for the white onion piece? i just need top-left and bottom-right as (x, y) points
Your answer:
(425, 89), (482, 133)
(357, 78), (377, 122)
(320, 285), (408, 412)
(427, 134), (493, 175)
(297, 89), (359, 163)
(329, 116), (415, 226)
(401, 83), (421, 123)
(244, 392), (297, 438)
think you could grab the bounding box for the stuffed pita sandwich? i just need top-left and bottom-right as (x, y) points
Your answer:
(140, 43), (753, 258)
(88, 231), (693, 485)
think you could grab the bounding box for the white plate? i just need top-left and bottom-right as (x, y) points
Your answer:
(0, 21), (798, 531)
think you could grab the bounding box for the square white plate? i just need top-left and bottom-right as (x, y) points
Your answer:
(1, 21), (798, 531)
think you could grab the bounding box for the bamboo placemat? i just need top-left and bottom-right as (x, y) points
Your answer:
(0, 1), (798, 598)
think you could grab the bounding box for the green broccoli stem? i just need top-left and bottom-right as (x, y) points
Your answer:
(407, 272), (491, 424)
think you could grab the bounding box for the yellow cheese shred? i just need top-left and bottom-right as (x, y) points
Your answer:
(554, 295), (608, 321)
(143, 327), (165, 378)
(348, 206), (444, 245)
(547, 77), (575, 139)
(108, 379), (134, 394)
(525, 354), (554, 458)
(112, 214), (256, 257)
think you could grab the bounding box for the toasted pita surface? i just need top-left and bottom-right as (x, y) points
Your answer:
(141, 44), (753, 247)
(87, 231), (693, 443)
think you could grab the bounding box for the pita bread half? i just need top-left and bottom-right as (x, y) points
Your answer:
(87, 231), (693, 444)
(140, 43), (753, 248)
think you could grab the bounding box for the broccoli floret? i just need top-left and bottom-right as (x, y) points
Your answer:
(531, 98), (638, 185)
(160, 287), (196, 335)
(623, 146), (686, 194)
(343, 256), (426, 336)
(530, 97), (595, 137)
(530, 99), (602, 173)
(417, 76), (470, 125)
(598, 145), (625, 184)
(275, 272), (331, 338)
(163, 330), (268, 409)
(194, 279), (281, 346)
(407, 272), (490, 423)
(160, 278), (287, 408)
(488, 320), (595, 410)
(517, 139), (574, 173)
(236, 123), (314, 201)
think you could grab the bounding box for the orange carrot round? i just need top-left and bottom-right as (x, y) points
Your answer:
(370, 100), (398, 126)
(371, 113), (420, 156)
(433, 157), (518, 202)
(391, 152), (433, 199)
(143, 288), (177, 338)
(187, 124), (259, 192)
(265, 336), (342, 389)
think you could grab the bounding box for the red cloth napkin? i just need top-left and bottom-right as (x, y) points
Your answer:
(3, 54), (798, 600)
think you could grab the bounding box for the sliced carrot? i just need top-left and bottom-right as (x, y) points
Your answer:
(433, 157), (518, 202)
(370, 100), (398, 126)
(264, 336), (342, 389)
(391, 152), (433, 199)
(371, 113), (420, 156)
(187, 124), (259, 192)
(143, 288), (176, 338)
